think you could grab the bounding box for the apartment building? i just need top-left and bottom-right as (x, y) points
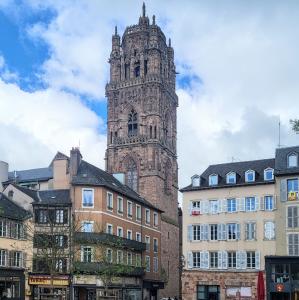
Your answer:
(181, 159), (277, 300)
(0, 192), (32, 300)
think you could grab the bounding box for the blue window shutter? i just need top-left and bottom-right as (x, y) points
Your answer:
(188, 225), (193, 242)
(280, 179), (287, 202)
(255, 197), (259, 210)
(260, 196), (265, 210)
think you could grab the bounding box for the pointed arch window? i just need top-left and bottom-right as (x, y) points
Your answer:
(127, 159), (138, 192)
(128, 110), (138, 136)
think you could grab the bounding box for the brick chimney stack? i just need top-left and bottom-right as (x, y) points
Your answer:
(70, 147), (82, 176)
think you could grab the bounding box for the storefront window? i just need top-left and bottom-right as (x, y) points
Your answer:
(0, 276), (20, 298)
(271, 264), (290, 283)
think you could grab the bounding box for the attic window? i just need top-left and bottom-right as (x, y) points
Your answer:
(226, 172), (236, 184)
(191, 175), (200, 187)
(245, 170), (255, 182)
(209, 174), (218, 186)
(8, 190), (14, 198)
(264, 168), (274, 181)
(288, 153), (298, 168)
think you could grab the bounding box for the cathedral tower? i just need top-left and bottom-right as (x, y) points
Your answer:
(106, 4), (179, 298)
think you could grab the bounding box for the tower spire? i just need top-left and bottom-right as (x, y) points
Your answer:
(115, 25), (118, 36)
(142, 2), (146, 17)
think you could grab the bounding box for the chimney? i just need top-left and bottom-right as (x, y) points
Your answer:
(0, 161), (8, 191)
(70, 147), (82, 176)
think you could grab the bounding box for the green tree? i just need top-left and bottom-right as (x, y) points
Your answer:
(290, 119), (299, 133)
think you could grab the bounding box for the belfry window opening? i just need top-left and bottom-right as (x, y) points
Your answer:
(127, 159), (138, 192)
(128, 110), (138, 136)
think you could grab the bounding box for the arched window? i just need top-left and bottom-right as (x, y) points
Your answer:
(165, 160), (172, 194)
(126, 159), (138, 192)
(288, 153), (298, 168)
(149, 126), (152, 138)
(128, 110), (138, 136)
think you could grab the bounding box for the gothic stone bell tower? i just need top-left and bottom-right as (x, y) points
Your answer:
(105, 4), (179, 298)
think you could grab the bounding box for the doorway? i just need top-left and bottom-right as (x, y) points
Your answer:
(270, 293), (290, 300)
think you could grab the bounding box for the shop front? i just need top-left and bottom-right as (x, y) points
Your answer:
(143, 280), (164, 300)
(265, 256), (299, 300)
(0, 268), (25, 300)
(28, 274), (70, 300)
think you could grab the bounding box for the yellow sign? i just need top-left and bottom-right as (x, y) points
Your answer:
(288, 192), (298, 201)
(29, 276), (69, 286)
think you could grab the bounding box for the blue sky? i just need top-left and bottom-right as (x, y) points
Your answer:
(0, 0), (299, 189)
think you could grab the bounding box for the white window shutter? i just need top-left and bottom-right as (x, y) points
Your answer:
(280, 179), (287, 202)
(200, 225), (205, 241)
(91, 247), (95, 262)
(81, 247), (84, 262)
(255, 197), (259, 211)
(204, 224), (209, 240)
(188, 225), (193, 242)
(238, 198), (245, 212)
(222, 199), (227, 213)
(203, 200), (209, 214)
(236, 251), (241, 269)
(241, 251), (247, 269)
(200, 251), (205, 269)
(217, 224), (222, 240)
(205, 251), (209, 269)
(187, 251), (193, 269)
(255, 251), (261, 270)
(260, 196), (265, 210)
(273, 196), (277, 210)
(222, 251), (228, 269)
(188, 202), (193, 215)
(253, 223), (257, 240)
(236, 223), (241, 240)
(218, 251), (223, 269)
(222, 224), (227, 240)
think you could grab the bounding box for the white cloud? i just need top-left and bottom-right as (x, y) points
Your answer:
(0, 0), (299, 193)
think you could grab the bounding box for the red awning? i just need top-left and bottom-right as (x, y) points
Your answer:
(257, 271), (265, 300)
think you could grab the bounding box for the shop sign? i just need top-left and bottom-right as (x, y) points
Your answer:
(288, 192), (298, 201)
(226, 287), (252, 297)
(29, 275), (69, 286)
(276, 283), (284, 292)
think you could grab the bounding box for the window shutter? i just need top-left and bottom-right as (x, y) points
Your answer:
(204, 251), (209, 269)
(222, 224), (227, 240)
(200, 225), (205, 241)
(188, 225), (193, 242)
(218, 251), (223, 269)
(222, 199), (227, 213)
(237, 198), (245, 212)
(236, 223), (241, 240)
(245, 223), (249, 240)
(260, 197), (265, 210)
(273, 196), (277, 210)
(253, 223), (257, 240)
(217, 224), (222, 240)
(222, 251), (228, 269)
(203, 224), (209, 241)
(255, 197), (260, 211)
(80, 247), (84, 262)
(255, 251), (261, 270)
(188, 202), (193, 215)
(295, 207), (299, 228)
(288, 207), (293, 228)
(200, 251), (205, 269)
(63, 210), (68, 224)
(202, 201), (209, 214)
(22, 252), (26, 268)
(280, 179), (287, 202)
(236, 251), (241, 269)
(187, 251), (193, 269)
(35, 210), (39, 223)
(240, 251), (247, 269)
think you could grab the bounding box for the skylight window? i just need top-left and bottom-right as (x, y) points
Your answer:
(191, 175), (200, 187)
(209, 174), (218, 186)
(226, 172), (236, 184)
(245, 170), (255, 182)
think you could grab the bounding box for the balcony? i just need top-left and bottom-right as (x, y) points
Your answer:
(74, 232), (146, 252)
(113, 135), (148, 145)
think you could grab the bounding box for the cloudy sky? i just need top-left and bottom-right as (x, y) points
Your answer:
(0, 0), (298, 190)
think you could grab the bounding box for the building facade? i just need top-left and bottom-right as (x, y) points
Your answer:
(181, 159), (277, 300)
(105, 4), (180, 298)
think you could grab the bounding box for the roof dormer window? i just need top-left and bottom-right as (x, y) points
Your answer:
(264, 168), (274, 181)
(288, 153), (298, 168)
(226, 172), (236, 184)
(209, 174), (218, 186)
(245, 170), (255, 182)
(191, 175), (200, 187)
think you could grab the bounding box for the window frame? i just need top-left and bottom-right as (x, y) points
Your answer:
(145, 236), (150, 252)
(227, 198), (237, 213)
(209, 174), (218, 186)
(246, 251), (256, 269)
(264, 168), (274, 181)
(153, 238), (158, 253)
(245, 197), (256, 211)
(106, 192), (113, 211)
(264, 195), (274, 211)
(209, 251), (218, 269)
(145, 255), (150, 272)
(117, 196), (123, 215)
(117, 226), (123, 237)
(106, 223), (113, 235)
(127, 201), (133, 218)
(153, 212), (158, 227)
(264, 221), (275, 240)
(288, 153), (298, 168)
(82, 188), (94, 208)
(136, 204), (141, 222)
(136, 232), (141, 242)
(106, 248), (113, 263)
(245, 170), (255, 183)
(81, 221), (94, 233)
(226, 172), (236, 184)
(145, 209), (151, 225)
(127, 229), (132, 240)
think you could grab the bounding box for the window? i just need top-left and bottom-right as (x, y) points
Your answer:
(288, 206), (299, 228)
(209, 200), (219, 214)
(134, 65), (140, 78)
(288, 153), (298, 168)
(192, 252), (200, 268)
(117, 250), (123, 264)
(226, 172), (236, 184)
(55, 258), (66, 273)
(0, 250), (7, 266)
(197, 286), (220, 300)
(210, 252), (218, 269)
(209, 224), (218, 241)
(287, 179), (299, 194)
(245, 170), (255, 182)
(136, 205), (141, 221)
(82, 189), (94, 208)
(107, 192), (113, 210)
(145, 236), (150, 252)
(245, 197), (256, 211)
(106, 223), (113, 235)
(0, 220), (7, 237)
(127, 252), (133, 265)
(12, 252), (22, 267)
(128, 110), (138, 136)
(246, 251), (256, 269)
(145, 256), (150, 272)
(82, 221), (93, 232)
(191, 175), (200, 187)
(191, 201), (201, 215)
(15, 223), (24, 239)
(136, 232), (141, 242)
(82, 247), (93, 262)
(193, 225), (201, 241)
(117, 197), (123, 214)
(245, 222), (256, 240)
(136, 254), (142, 267)
(153, 238), (158, 253)
(55, 235), (67, 248)
(117, 227), (123, 237)
(228, 252), (236, 269)
(264, 221), (275, 240)
(288, 234), (299, 255)
(145, 209), (150, 224)
(265, 196), (274, 211)
(209, 174), (218, 186)
(227, 198), (237, 213)
(153, 257), (159, 272)
(126, 158), (138, 191)
(153, 212), (158, 227)
(227, 223), (239, 240)
(106, 249), (113, 263)
(264, 168), (274, 181)
(37, 210), (48, 224)
(127, 230), (132, 240)
(55, 209), (64, 224)
(127, 201), (133, 218)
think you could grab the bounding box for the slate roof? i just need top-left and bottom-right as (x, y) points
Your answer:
(275, 146), (299, 176)
(11, 184), (40, 202)
(72, 160), (163, 212)
(7, 167), (53, 183)
(181, 158), (275, 192)
(0, 193), (32, 221)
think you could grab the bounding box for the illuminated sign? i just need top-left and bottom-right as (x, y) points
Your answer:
(29, 275), (69, 286)
(276, 283), (284, 292)
(288, 192), (298, 201)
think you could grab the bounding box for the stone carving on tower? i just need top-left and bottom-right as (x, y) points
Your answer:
(106, 4), (180, 298)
